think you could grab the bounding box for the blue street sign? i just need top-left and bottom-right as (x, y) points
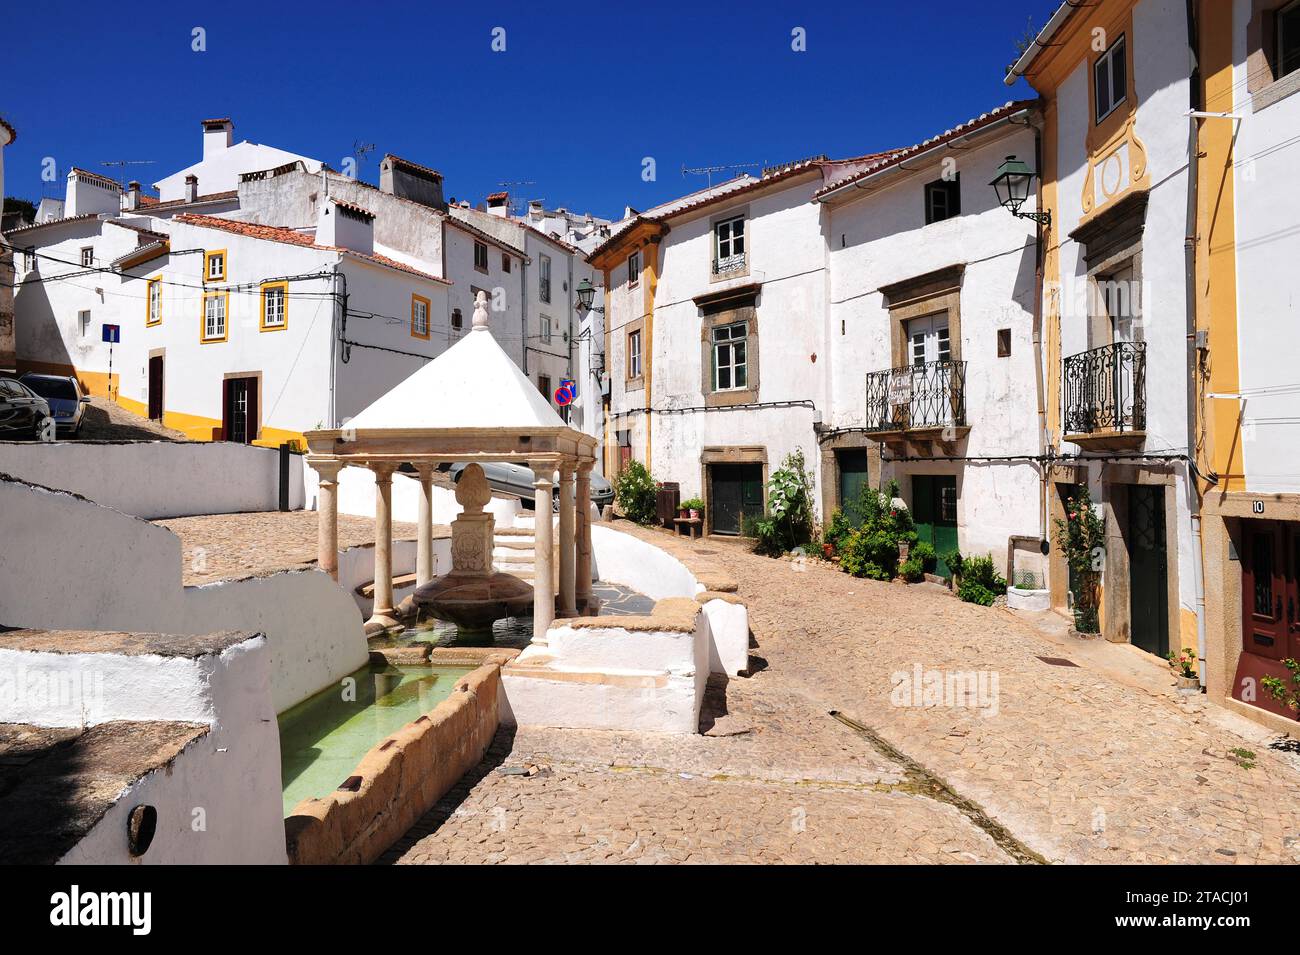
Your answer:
(102, 324), (120, 344)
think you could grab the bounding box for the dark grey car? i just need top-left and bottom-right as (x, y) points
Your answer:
(19, 373), (89, 436)
(0, 377), (53, 440)
(442, 461), (614, 512)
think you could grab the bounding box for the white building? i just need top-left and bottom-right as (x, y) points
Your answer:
(1, 115), (15, 370)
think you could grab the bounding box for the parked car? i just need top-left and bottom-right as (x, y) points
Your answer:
(442, 461), (615, 513)
(0, 377), (53, 440)
(19, 373), (90, 436)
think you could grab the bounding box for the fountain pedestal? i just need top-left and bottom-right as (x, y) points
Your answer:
(412, 463), (533, 632)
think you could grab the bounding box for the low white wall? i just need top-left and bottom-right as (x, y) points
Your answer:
(700, 598), (749, 676)
(0, 476), (365, 713)
(589, 525), (700, 600)
(0, 441), (305, 519)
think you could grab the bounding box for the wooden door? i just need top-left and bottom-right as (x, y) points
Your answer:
(1127, 484), (1169, 657)
(222, 377), (258, 445)
(711, 463), (763, 536)
(912, 475), (958, 576)
(147, 356), (164, 420)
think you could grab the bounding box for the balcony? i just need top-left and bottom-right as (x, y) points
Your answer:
(712, 252), (747, 276)
(864, 359), (969, 453)
(1062, 341), (1146, 451)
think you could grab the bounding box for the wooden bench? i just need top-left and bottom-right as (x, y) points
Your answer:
(672, 517), (703, 540)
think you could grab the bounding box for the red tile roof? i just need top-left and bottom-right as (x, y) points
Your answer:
(485, 191), (509, 202)
(201, 117), (232, 126)
(382, 153), (443, 180)
(330, 197), (374, 219)
(135, 190), (238, 211)
(172, 214), (451, 284)
(3, 212), (104, 237)
(68, 167), (122, 192)
(138, 194), (159, 206)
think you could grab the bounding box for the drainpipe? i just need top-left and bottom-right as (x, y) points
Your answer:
(521, 255), (529, 376)
(1185, 0), (1208, 687)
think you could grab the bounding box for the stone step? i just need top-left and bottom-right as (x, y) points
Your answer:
(354, 572), (419, 599)
(495, 526), (534, 537)
(493, 540), (534, 551)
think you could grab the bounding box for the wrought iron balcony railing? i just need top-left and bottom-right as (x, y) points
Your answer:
(712, 252), (747, 275)
(1062, 341), (1146, 436)
(864, 359), (967, 433)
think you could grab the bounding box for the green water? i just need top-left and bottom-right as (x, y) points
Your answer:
(278, 663), (472, 816)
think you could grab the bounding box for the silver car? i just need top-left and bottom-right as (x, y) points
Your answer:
(442, 461), (614, 513)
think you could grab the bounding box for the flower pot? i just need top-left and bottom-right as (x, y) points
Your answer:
(678, 507), (689, 518)
(1175, 674), (1200, 694)
(822, 543), (835, 559)
(689, 509), (700, 519)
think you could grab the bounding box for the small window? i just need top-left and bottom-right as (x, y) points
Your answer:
(712, 321), (748, 391)
(502, 253), (511, 273)
(451, 307), (463, 330)
(714, 215), (746, 274)
(411, 294), (431, 339)
(541, 314), (552, 344)
(260, 281), (287, 331)
(539, 253), (552, 303)
(80, 247), (94, 267)
(204, 249), (226, 282)
(627, 329), (643, 380)
(201, 292), (227, 342)
(1093, 34), (1127, 124)
(1280, 0), (1300, 79)
(146, 276), (163, 326)
(924, 175), (960, 224)
(473, 241), (488, 272)
(78, 309), (91, 336)
(23, 249), (35, 271)
(628, 250), (641, 288)
(997, 327), (1011, 358)
(539, 374), (551, 398)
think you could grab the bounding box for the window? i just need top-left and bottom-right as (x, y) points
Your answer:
(146, 277), (162, 326)
(80, 247), (94, 267)
(712, 321), (748, 391)
(1093, 34), (1127, 124)
(23, 250), (35, 272)
(628, 251), (641, 288)
(541, 314), (552, 344)
(1281, 0), (1300, 78)
(908, 315), (950, 367)
(451, 307), (463, 330)
(924, 175), (961, 224)
(204, 249), (226, 282)
(539, 374), (551, 398)
(201, 292), (227, 342)
(997, 327), (1012, 358)
(714, 215), (746, 274)
(473, 241), (488, 272)
(627, 329), (643, 380)
(411, 294), (430, 339)
(502, 253), (511, 273)
(78, 309), (91, 336)
(260, 281), (287, 331)
(539, 254), (552, 303)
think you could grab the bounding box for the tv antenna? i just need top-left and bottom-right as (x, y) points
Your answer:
(681, 161), (764, 189)
(100, 160), (157, 187)
(497, 180), (537, 215)
(352, 140), (376, 175)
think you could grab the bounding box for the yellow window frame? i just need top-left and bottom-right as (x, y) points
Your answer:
(145, 275), (163, 326)
(200, 291), (230, 343)
(411, 293), (431, 340)
(260, 281), (289, 332)
(204, 249), (227, 283)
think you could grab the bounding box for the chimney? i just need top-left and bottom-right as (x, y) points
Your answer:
(126, 181), (142, 211)
(184, 175), (199, 203)
(65, 168), (121, 218)
(202, 118), (233, 160)
(317, 197), (374, 255)
(527, 199), (544, 222)
(378, 154), (446, 211)
(485, 191), (509, 218)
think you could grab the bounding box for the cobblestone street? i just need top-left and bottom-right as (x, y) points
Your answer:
(391, 525), (1300, 865)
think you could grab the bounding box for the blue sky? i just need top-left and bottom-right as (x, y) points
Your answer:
(4, 0), (1056, 221)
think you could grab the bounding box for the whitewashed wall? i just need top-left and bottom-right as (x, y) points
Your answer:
(590, 524), (699, 600)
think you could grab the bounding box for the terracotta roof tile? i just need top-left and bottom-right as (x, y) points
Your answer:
(485, 191), (509, 202)
(68, 167), (122, 192)
(134, 190), (238, 211)
(382, 153), (443, 180)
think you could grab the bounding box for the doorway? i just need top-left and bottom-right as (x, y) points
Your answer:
(147, 355), (164, 421)
(912, 474), (958, 576)
(1127, 483), (1169, 656)
(710, 463), (764, 536)
(836, 448), (869, 525)
(222, 376), (259, 444)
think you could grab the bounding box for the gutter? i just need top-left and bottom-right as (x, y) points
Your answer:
(1004, 1), (1077, 85)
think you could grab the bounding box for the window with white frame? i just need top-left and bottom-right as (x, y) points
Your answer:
(628, 250), (641, 288)
(261, 282), (287, 330)
(713, 215), (746, 274)
(539, 253), (552, 303)
(80, 247), (94, 267)
(473, 241), (489, 272)
(205, 250), (226, 281)
(541, 314), (552, 344)
(24, 250), (35, 272)
(712, 321), (748, 390)
(202, 293), (226, 341)
(411, 294), (430, 338)
(1093, 34), (1127, 124)
(78, 309), (91, 336)
(627, 329), (642, 380)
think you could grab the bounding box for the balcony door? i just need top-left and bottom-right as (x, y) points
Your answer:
(907, 315), (950, 367)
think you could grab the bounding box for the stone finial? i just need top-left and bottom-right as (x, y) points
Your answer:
(455, 463), (492, 513)
(472, 290), (490, 331)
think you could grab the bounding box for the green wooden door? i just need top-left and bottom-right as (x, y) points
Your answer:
(711, 463), (764, 536)
(1128, 484), (1169, 657)
(912, 475), (959, 577)
(837, 449), (869, 526)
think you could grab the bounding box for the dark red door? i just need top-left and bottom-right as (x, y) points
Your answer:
(1234, 520), (1300, 718)
(147, 356), (164, 420)
(221, 377), (258, 444)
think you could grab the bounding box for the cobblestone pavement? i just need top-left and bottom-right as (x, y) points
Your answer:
(392, 523), (1300, 865)
(78, 396), (188, 441)
(157, 511), (442, 584)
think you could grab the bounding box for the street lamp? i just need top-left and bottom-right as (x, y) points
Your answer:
(575, 277), (604, 313)
(990, 155), (1051, 226)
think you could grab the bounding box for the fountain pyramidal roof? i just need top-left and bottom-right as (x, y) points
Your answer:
(345, 292), (568, 432)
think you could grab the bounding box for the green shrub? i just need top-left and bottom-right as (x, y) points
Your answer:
(823, 508), (855, 556)
(835, 479), (916, 580)
(899, 555), (925, 582)
(744, 449), (817, 557)
(957, 579), (997, 606)
(679, 497), (705, 513)
(614, 460), (658, 526)
(943, 549), (965, 579)
(910, 541), (937, 574)
(960, 554), (1007, 595)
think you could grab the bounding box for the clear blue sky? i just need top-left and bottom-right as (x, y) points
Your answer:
(4, 0), (1056, 221)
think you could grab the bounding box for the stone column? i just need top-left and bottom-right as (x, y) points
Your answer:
(415, 463), (436, 586)
(558, 463), (576, 617)
(312, 459), (342, 580)
(576, 461), (594, 609)
(531, 460), (555, 644)
(368, 463), (398, 631)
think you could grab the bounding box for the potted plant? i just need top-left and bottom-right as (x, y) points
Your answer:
(680, 497), (705, 520)
(1052, 487), (1106, 634)
(1167, 648), (1200, 693)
